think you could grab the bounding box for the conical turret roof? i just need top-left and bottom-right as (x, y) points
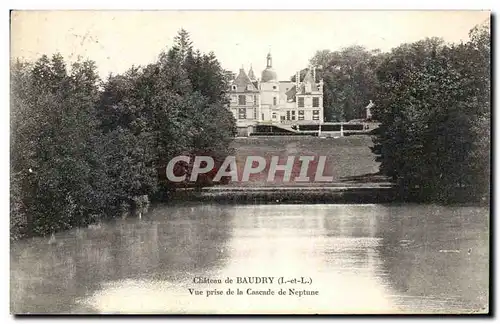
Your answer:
(248, 65), (256, 81)
(232, 67), (258, 92)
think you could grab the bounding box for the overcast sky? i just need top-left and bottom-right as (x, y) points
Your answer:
(11, 10), (490, 81)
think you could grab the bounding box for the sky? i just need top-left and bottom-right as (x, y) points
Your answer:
(11, 10), (490, 81)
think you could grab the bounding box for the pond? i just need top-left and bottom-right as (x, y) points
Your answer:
(10, 204), (489, 314)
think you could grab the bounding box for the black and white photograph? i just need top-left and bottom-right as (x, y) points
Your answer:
(9, 10), (491, 314)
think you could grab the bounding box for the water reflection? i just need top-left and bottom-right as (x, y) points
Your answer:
(10, 204), (488, 314)
(376, 205), (489, 313)
(10, 205), (234, 313)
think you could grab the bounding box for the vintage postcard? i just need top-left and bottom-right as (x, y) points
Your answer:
(10, 10), (490, 314)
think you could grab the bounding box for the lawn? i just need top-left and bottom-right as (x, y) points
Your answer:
(227, 135), (388, 187)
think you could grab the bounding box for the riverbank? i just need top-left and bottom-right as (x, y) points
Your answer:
(168, 184), (396, 204)
(164, 184), (488, 206)
(170, 134), (395, 204)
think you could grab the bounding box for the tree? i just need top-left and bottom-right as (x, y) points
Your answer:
(372, 25), (490, 203)
(96, 29), (235, 200)
(298, 46), (383, 121)
(10, 54), (109, 237)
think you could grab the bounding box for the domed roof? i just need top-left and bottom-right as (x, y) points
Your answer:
(261, 52), (278, 82)
(261, 68), (277, 82)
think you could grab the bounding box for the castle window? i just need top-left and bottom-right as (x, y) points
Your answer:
(313, 110), (319, 115)
(298, 115), (304, 121)
(272, 113), (277, 119)
(313, 115), (319, 121)
(273, 97), (277, 106)
(238, 95), (246, 105)
(298, 110), (304, 115)
(313, 97), (319, 107)
(238, 108), (246, 119)
(298, 97), (304, 108)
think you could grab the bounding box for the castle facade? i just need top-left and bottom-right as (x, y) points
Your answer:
(228, 53), (324, 131)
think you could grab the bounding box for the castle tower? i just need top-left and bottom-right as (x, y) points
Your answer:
(261, 52), (277, 83)
(259, 52), (280, 122)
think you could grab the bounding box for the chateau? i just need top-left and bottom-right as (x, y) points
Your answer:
(228, 53), (324, 136)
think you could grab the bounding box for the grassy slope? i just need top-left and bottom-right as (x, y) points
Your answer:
(228, 135), (387, 187)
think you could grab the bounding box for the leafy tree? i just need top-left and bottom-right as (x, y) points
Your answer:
(96, 29), (235, 201)
(10, 54), (108, 237)
(372, 25), (490, 203)
(299, 46), (383, 121)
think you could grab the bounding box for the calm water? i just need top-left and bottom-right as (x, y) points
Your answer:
(10, 204), (489, 314)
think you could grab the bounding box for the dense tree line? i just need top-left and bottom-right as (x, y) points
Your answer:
(372, 25), (490, 203)
(304, 23), (489, 203)
(299, 46), (385, 122)
(11, 29), (236, 240)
